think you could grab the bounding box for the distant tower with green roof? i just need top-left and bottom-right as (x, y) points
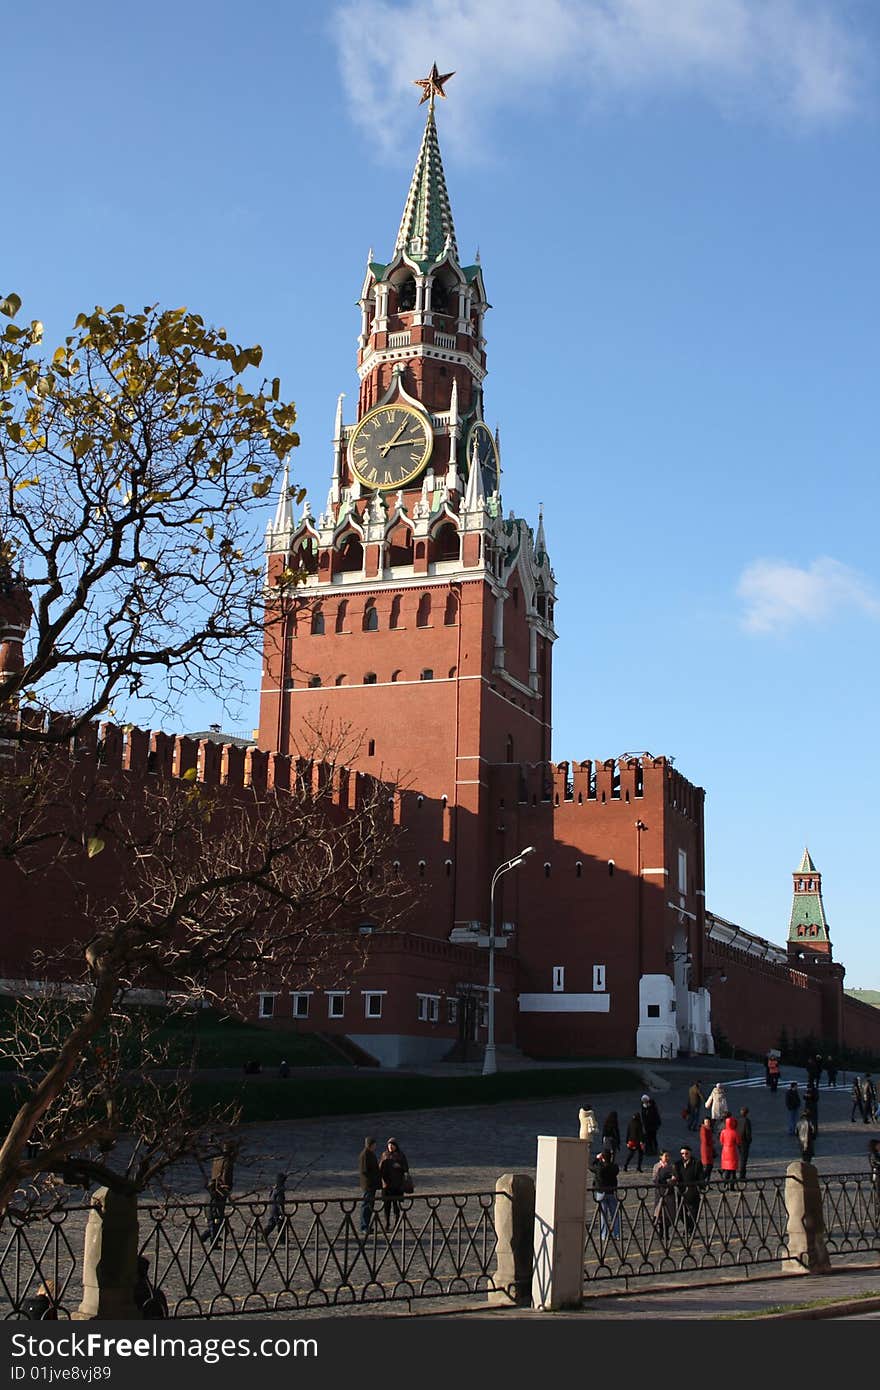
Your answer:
(787, 848), (832, 961)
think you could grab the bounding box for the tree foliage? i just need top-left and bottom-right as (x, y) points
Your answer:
(0, 294), (301, 733)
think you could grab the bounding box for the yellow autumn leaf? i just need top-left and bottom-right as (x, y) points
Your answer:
(86, 837), (105, 858)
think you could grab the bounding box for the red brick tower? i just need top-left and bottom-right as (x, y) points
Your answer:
(787, 848), (833, 961)
(259, 81), (556, 931)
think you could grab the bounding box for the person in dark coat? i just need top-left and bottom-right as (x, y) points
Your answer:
(263, 1171), (288, 1243)
(358, 1137), (381, 1234)
(651, 1151), (677, 1240)
(623, 1112), (645, 1172)
(863, 1075), (877, 1124)
(825, 1057), (837, 1087)
(133, 1256), (168, 1318)
(737, 1106), (753, 1180)
(590, 1148), (621, 1242)
(640, 1094), (662, 1157)
(674, 1145), (702, 1237)
(378, 1138), (409, 1229)
(699, 1118), (715, 1186)
(851, 1077), (865, 1123)
(785, 1082), (801, 1136)
(20, 1281), (58, 1320)
(869, 1138), (880, 1222)
(601, 1110), (621, 1160)
(203, 1142), (235, 1244)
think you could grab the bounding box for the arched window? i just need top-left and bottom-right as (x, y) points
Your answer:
(364, 672), (377, 685)
(434, 523), (460, 562)
(416, 593), (431, 628)
(308, 675), (322, 688)
(444, 592), (458, 626)
(431, 278), (450, 315)
(311, 606), (325, 636)
(391, 669), (403, 683)
(335, 600), (348, 633)
(397, 276), (416, 312)
(292, 538), (318, 575)
(335, 674), (346, 686)
(338, 536), (363, 573)
(420, 668), (434, 681)
(389, 594), (402, 629)
(387, 526), (413, 568)
(448, 665), (457, 678)
(363, 600), (379, 632)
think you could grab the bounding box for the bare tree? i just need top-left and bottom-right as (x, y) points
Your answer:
(0, 727), (409, 1216)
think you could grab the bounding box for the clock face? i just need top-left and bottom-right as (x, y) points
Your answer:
(467, 420), (500, 495)
(348, 404), (433, 490)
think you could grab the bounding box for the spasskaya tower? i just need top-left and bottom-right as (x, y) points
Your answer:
(258, 67), (556, 930)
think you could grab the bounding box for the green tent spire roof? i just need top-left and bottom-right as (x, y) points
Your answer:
(394, 104), (458, 267)
(797, 847), (817, 874)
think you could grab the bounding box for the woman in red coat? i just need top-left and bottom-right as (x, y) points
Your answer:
(719, 1116), (741, 1189)
(699, 1118), (715, 1187)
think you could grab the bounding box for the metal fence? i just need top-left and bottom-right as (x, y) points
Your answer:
(1, 1173), (877, 1318)
(0, 1191), (503, 1319)
(583, 1172), (879, 1284)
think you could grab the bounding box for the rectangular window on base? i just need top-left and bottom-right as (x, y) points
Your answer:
(417, 994), (440, 1023)
(327, 993), (346, 1020)
(593, 964), (606, 992)
(552, 966), (564, 993)
(259, 993), (276, 1019)
(364, 992), (384, 1020)
(290, 992), (310, 1020)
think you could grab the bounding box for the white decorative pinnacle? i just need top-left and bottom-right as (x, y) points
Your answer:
(272, 462), (293, 534)
(414, 475), (431, 521)
(463, 432), (486, 515)
(447, 377), (460, 490)
(535, 505), (547, 556)
(333, 393), (345, 443)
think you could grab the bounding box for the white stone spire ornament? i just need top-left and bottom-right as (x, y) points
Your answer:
(463, 431), (486, 515)
(446, 377), (460, 492)
(331, 393), (345, 504)
(414, 474), (431, 522)
(535, 504), (547, 558)
(272, 462), (293, 536)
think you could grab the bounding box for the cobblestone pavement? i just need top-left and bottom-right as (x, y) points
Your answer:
(156, 1055), (879, 1200)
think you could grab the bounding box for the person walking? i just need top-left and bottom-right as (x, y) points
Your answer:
(805, 1078), (820, 1136)
(641, 1094), (662, 1157)
(379, 1138), (409, 1229)
(869, 1138), (880, 1223)
(601, 1109), (621, 1161)
(737, 1106), (752, 1181)
(263, 1171), (288, 1243)
(785, 1082), (801, 1136)
(767, 1055), (780, 1093)
(623, 1111), (645, 1172)
(796, 1107), (816, 1163)
(719, 1116), (741, 1189)
(825, 1056), (837, 1087)
(674, 1145), (702, 1238)
(203, 1142), (235, 1245)
(591, 1148), (621, 1243)
(863, 1075), (877, 1124)
(651, 1150), (677, 1240)
(578, 1105), (600, 1166)
(133, 1256), (168, 1318)
(851, 1076), (865, 1123)
(687, 1081), (704, 1132)
(358, 1137), (381, 1235)
(699, 1117), (715, 1187)
(705, 1083), (728, 1133)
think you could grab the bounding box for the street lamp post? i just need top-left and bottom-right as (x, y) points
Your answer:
(482, 846), (536, 1077)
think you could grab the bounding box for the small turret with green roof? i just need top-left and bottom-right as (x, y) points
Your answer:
(787, 847), (832, 958)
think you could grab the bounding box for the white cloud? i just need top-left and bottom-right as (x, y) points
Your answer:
(737, 557), (880, 634)
(330, 0), (868, 156)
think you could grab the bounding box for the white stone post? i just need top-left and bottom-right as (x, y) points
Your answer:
(532, 1136), (589, 1310)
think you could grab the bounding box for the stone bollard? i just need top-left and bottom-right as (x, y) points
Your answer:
(74, 1186), (141, 1320)
(531, 1136), (589, 1311)
(782, 1160), (831, 1275)
(488, 1173), (535, 1306)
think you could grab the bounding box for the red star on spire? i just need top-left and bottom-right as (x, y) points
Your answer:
(413, 64), (455, 106)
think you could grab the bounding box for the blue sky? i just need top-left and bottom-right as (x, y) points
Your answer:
(6, 1), (879, 986)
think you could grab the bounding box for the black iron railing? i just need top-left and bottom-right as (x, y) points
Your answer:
(583, 1172), (879, 1283)
(0, 1192), (503, 1319)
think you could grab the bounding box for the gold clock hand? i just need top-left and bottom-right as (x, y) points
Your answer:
(380, 423), (408, 456)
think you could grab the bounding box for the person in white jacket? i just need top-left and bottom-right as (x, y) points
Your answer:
(705, 1083), (729, 1133)
(578, 1106), (600, 1165)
